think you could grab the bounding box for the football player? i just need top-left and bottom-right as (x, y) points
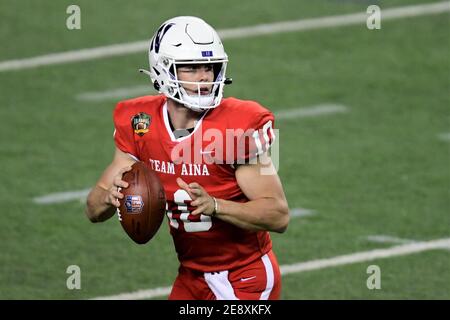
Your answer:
(85, 16), (289, 300)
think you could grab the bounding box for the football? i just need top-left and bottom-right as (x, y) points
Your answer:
(117, 161), (166, 244)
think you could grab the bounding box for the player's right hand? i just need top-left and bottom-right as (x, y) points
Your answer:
(105, 166), (132, 208)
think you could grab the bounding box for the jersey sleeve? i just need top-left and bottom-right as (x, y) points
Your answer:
(113, 101), (138, 157)
(234, 105), (276, 164)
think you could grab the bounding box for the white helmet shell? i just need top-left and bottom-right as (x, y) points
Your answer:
(147, 16), (228, 112)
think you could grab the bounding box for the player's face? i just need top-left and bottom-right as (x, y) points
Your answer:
(177, 64), (214, 96)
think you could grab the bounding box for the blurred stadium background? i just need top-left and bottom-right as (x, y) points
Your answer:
(0, 0), (449, 299)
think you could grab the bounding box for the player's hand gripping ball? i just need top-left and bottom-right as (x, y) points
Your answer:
(118, 162), (166, 244)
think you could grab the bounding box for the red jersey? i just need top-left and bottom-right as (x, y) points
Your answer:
(113, 95), (276, 272)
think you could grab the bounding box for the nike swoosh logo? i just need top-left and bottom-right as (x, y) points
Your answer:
(240, 276), (256, 282)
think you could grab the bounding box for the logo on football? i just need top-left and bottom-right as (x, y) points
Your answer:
(124, 195), (144, 214)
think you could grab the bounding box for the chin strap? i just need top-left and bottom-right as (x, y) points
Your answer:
(139, 68), (161, 90)
(178, 86), (215, 111)
(139, 68), (152, 77)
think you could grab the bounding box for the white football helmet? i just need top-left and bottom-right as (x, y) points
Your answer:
(140, 16), (230, 112)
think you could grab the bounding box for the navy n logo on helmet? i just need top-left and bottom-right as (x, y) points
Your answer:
(150, 23), (175, 54)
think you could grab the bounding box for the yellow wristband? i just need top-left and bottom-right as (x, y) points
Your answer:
(212, 197), (218, 217)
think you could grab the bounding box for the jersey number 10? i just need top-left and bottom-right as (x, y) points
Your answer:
(166, 189), (212, 232)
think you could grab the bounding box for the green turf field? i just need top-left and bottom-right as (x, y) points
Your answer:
(0, 0), (449, 300)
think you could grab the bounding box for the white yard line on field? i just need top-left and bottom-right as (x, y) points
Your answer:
(91, 237), (450, 300)
(289, 208), (316, 218)
(33, 188), (91, 204)
(437, 132), (450, 141)
(275, 104), (348, 119)
(76, 85), (151, 102)
(1, 2), (449, 72)
(279, 237), (450, 275)
(366, 234), (417, 245)
(367, 234), (450, 252)
(92, 286), (172, 300)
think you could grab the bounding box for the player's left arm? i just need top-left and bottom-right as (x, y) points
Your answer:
(177, 153), (289, 233)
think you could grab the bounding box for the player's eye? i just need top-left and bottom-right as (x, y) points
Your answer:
(178, 65), (195, 72)
(178, 64), (213, 73)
